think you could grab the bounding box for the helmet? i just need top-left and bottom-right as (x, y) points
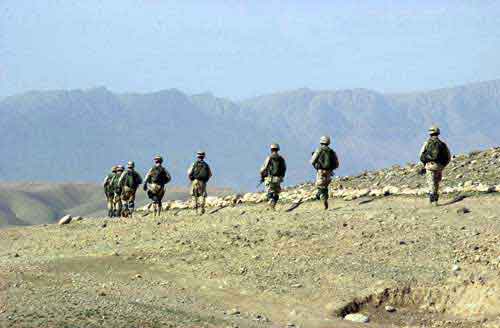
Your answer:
(320, 136), (331, 145)
(196, 151), (206, 157)
(116, 165), (124, 172)
(428, 125), (440, 135)
(111, 166), (117, 173)
(270, 143), (280, 151)
(127, 161), (135, 169)
(153, 155), (163, 163)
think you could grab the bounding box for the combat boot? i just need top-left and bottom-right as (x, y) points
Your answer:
(323, 198), (329, 210)
(433, 194), (439, 207)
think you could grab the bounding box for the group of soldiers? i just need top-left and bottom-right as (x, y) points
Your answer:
(103, 151), (212, 217)
(103, 126), (451, 217)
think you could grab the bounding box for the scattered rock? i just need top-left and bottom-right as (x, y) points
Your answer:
(74, 216), (84, 221)
(227, 308), (240, 315)
(101, 222), (108, 228)
(344, 313), (369, 323)
(13, 253), (20, 258)
(133, 274), (142, 279)
(385, 305), (396, 312)
(457, 207), (471, 215)
(58, 215), (72, 225)
(452, 264), (461, 272)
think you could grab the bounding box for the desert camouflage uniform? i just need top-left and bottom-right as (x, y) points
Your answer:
(260, 153), (286, 209)
(310, 145), (337, 200)
(110, 170), (124, 217)
(419, 135), (451, 204)
(102, 171), (116, 217)
(118, 169), (143, 217)
(144, 165), (171, 216)
(188, 159), (212, 214)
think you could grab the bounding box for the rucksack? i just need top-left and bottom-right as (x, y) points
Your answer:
(267, 155), (286, 177)
(191, 161), (210, 182)
(149, 166), (165, 184)
(316, 147), (339, 171)
(421, 138), (450, 166)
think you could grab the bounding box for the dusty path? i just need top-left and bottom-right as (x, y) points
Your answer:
(0, 194), (499, 327)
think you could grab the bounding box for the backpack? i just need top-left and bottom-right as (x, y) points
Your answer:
(123, 171), (140, 189)
(421, 138), (451, 166)
(191, 161), (210, 182)
(267, 155), (286, 177)
(316, 147), (339, 171)
(149, 166), (165, 184)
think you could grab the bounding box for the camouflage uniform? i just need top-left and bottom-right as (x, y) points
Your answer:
(260, 145), (286, 210)
(102, 167), (116, 217)
(118, 163), (143, 217)
(110, 166), (124, 217)
(188, 153), (212, 215)
(144, 158), (171, 217)
(310, 136), (339, 210)
(420, 127), (451, 205)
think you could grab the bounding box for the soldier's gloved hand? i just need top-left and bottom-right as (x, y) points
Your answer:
(418, 168), (427, 176)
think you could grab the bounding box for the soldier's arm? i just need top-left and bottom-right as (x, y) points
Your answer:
(208, 164), (212, 179)
(102, 176), (110, 187)
(165, 169), (172, 183)
(187, 164), (194, 180)
(135, 172), (143, 185)
(260, 156), (271, 175)
(144, 169), (152, 183)
(117, 172), (126, 186)
(282, 157), (287, 177)
(310, 149), (320, 165)
(419, 141), (428, 162)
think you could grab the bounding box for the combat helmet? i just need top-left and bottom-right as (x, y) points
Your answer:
(127, 161), (135, 169)
(320, 136), (331, 145)
(270, 143), (280, 151)
(196, 151), (206, 158)
(153, 155), (163, 163)
(111, 165), (117, 173)
(428, 125), (440, 135)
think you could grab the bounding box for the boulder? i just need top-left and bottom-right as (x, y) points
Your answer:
(344, 313), (369, 323)
(58, 215), (72, 225)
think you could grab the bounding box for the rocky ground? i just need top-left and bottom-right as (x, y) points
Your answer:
(1, 191), (499, 327)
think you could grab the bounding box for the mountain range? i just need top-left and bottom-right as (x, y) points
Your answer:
(1, 79), (499, 190)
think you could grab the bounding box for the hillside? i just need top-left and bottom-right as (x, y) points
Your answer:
(1, 80), (500, 189)
(0, 183), (192, 227)
(0, 185), (498, 326)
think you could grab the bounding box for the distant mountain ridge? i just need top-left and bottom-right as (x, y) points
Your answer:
(1, 80), (500, 189)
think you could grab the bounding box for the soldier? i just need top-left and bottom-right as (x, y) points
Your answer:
(110, 165), (125, 217)
(310, 136), (339, 210)
(143, 155), (171, 217)
(118, 161), (143, 217)
(188, 151), (212, 215)
(103, 166), (117, 217)
(419, 125), (451, 206)
(260, 143), (287, 210)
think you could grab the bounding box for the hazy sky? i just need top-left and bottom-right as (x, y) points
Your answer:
(1, 1), (499, 100)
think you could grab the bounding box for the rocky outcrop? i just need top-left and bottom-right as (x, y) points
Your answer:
(138, 147), (500, 213)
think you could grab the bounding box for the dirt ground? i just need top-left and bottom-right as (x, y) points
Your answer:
(0, 194), (499, 328)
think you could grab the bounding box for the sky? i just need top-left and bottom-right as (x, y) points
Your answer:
(1, 0), (499, 100)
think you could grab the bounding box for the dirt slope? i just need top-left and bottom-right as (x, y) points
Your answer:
(0, 193), (498, 327)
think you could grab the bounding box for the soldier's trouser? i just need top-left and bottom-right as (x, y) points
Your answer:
(113, 194), (122, 216)
(121, 188), (137, 215)
(315, 170), (332, 200)
(105, 194), (114, 216)
(265, 177), (282, 203)
(426, 169), (443, 198)
(191, 180), (207, 213)
(146, 184), (165, 215)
